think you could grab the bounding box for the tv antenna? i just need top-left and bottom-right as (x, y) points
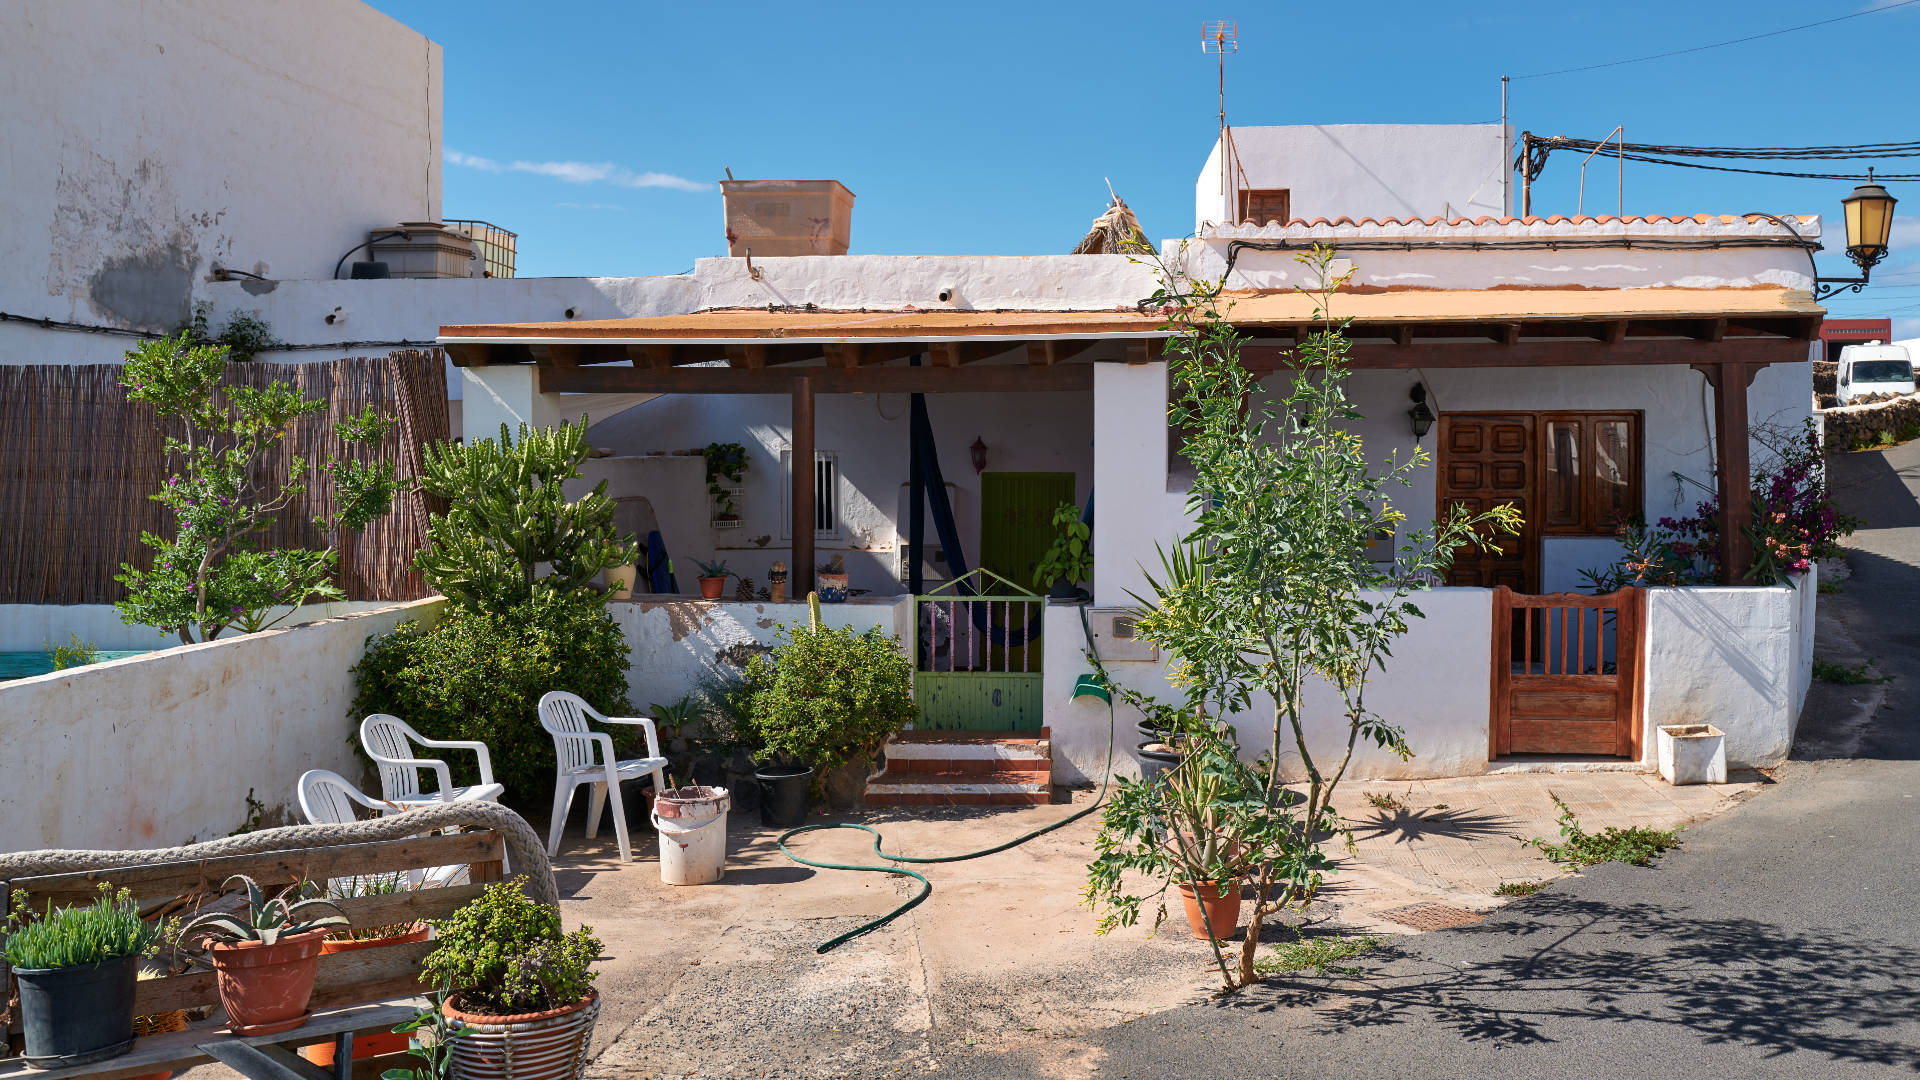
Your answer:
(1201, 20), (1248, 222)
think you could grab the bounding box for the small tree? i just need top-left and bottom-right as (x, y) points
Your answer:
(114, 334), (398, 644)
(1091, 246), (1519, 989)
(413, 419), (637, 613)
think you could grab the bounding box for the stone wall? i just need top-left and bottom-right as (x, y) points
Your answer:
(1822, 394), (1920, 449)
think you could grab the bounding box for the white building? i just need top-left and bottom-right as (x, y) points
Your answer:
(0, 0), (443, 366)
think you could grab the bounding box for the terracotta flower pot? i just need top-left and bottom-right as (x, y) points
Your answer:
(1177, 880), (1243, 941)
(444, 989), (599, 1080)
(298, 925), (430, 1065)
(699, 576), (727, 599)
(206, 927), (331, 1036)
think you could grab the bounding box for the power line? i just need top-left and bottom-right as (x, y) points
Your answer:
(1513, 0), (1920, 80)
(1521, 135), (1920, 183)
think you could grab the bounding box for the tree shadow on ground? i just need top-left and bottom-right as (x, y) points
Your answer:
(1341, 805), (1516, 846)
(1228, 893), (1920, 1070)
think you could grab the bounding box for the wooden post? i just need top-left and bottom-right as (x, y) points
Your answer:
(907, 354), (925, 595)
(1697, 362), (1754, 585)
(792, 374), (815, 597)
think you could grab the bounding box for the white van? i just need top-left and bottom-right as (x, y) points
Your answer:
(1836, 342), (1916, 404)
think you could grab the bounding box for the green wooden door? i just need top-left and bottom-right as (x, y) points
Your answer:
(980, 472), (1077, 590)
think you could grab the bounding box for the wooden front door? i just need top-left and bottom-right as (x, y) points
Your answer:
(980, 472), (1076, 589)
(1491, 587), (1645, 758)
(1437, 415), (1536, 591)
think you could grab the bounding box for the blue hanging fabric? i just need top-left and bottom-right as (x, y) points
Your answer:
(647, 530), (677, 594)
(909, 394), (1044, 648)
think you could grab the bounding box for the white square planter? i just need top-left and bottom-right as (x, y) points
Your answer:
(1657, 724), (1728, 785)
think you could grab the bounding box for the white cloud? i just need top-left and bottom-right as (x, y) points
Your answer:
(445, 149), (708, 192)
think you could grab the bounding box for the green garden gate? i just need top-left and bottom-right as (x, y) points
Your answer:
(910, 568), (1045, 731)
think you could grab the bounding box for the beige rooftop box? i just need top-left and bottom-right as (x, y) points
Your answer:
(721, 179), (854, 257)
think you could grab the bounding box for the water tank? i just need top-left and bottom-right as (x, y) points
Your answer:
(721, 180), (854, 257)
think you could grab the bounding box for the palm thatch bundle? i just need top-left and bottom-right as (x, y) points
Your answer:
(1071, 196), (1147, 255)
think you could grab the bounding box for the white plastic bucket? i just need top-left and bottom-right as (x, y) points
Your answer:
(651, 786), (730, 885)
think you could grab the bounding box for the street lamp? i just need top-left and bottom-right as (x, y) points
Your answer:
(1814, 168), (1898, 302)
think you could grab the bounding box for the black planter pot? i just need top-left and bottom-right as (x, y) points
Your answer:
(1136, 740), (1183, 784)
(1046, 578), (1081, 601)
(1137, 721), (1173, 744)
(13, 952), (139, 1067)
(756, 765), (815, 828)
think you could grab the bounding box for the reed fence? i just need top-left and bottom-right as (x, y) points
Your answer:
(0, 351), (448, 605)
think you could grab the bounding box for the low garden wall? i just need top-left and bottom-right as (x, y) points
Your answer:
(1044, 577), (1816, 784)
(0, 597), (444, 853)
(613, 594), (913, 714)
(1820, 394), (1920, 449)
(1642, 570), (1815, 770)
(0, 600), (394, 653)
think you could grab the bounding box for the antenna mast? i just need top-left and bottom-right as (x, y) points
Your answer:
(1202, 20), (1239, 222)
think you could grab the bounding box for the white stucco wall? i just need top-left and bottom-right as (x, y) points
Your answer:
(1, 0), (441, 365)
(612, 595), (911, 714)
(1196, 124), (1509, 229)
(0, 597), (444, 853)
(1044, 588), (1495, 784)
(0, 600), (393, 653)
(1643, 574), (1814, 770)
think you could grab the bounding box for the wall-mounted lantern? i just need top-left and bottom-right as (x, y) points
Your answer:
(970, 436), (988, 474)
(1809, 169), (1899, 301)
(1407, 384), (1436, 440)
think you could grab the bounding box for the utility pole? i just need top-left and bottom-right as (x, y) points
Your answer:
(1501, 76), (1511, 217)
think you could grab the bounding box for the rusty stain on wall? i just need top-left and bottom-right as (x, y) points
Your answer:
(637, 600), (710, 642)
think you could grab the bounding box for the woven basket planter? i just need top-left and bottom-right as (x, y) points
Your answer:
(444, 989), (599, 1080)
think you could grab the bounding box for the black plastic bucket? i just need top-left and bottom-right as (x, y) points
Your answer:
(14, 953), (139, 1067)
(756, 765), (815, 828)
(1136, 741), (1183, 784)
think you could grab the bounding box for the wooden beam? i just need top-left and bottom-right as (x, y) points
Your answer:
(726, 344), (768, 369)
(1693, 362), (1756, 584)
(1600, 320), (1628, 345)
(1126, 339), (1162, 365)
(541, 363), (1095, 395)
(1241, 336), (1808, 371)
(625, 344), (675, 369)
(791, 375), (814, 597)
(526, 343), (581, 367)
(1023, 340), (1100, 366)
(823, 343), (862, 370)
(444, 343), (491, 368)
(1494, 322), (1521, 347)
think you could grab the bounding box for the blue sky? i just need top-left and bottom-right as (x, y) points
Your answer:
(370, 0), (1920, 330)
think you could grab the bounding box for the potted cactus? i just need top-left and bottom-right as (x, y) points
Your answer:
(422, 881), (602, 1080)
(178, 875), (349, 1036)
(693, 557), (732, 600)
(3, 883), (163, 1067)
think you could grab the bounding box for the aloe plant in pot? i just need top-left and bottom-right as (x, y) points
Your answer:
(3, 883), (164, 1067)
(178, 875), (349, 1036)
(693, 557), (732, 600)
(420, 880), (602, 1080)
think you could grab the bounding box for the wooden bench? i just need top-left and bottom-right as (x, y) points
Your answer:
(0, 802), (555, 1080)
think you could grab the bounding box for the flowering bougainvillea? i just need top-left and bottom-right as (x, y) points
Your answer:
(1585, 420), (1856, 589)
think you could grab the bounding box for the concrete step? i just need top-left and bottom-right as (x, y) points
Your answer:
(866, 728), (1052, 807)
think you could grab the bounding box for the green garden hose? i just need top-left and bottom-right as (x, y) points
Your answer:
(777, 606), (1118, 953)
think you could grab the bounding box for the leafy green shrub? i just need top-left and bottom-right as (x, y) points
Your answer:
(421, 881), (600, 1014)
(737, 598), (915, 777)
(45, 633), (100, 671)
(413, 420), (635, 613)
(351, 591), (633, 801)
(5, 884), (162, 970)
(1032, 501), (1092, 590)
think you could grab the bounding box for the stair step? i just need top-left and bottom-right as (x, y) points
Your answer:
(890, 727), (1050, 744)
(867, 729), (1054, 807)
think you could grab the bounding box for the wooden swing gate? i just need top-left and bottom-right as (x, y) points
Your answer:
(910, 569), (1045, 732)
(1490, 585), (1646, 758)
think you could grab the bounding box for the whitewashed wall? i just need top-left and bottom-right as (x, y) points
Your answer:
(1043, 589), (1496, 784)
(612, 596), (911, 713)
(1195, 124), (1509, 229)
(0, 0), (441, 365)
(0, 598), (444, 853)
(0, 600), (393, 653)
(1643, 573), (1815, 770)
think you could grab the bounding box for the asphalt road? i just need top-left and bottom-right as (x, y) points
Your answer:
(944, 441), (1920, 1080)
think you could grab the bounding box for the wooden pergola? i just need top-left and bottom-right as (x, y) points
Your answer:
(441, 286), (1822, 589)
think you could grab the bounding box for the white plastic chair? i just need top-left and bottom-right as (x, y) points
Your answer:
(295, 769), (469, 890)
(537, 691), (669, 863)
(359, 714), (506, 810)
